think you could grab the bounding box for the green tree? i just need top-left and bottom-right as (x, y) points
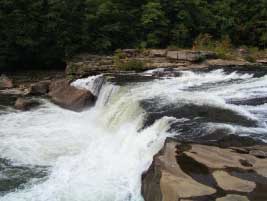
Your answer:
(141, 1), (169, 47)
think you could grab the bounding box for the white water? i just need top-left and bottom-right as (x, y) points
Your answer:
(1, 69), (267, 200)
(71, 75), (105, 96)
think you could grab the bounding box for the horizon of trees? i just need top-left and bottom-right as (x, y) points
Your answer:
(0, 0), (266, 70)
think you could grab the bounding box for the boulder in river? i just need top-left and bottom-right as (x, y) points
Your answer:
(0, 75), (13, 89)
(48, 79), (95, 112)
(28, 80), (51, 95)
(15, 97), (39, 111)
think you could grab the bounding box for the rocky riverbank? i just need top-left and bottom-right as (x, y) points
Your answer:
(66, 49), (267, 79)
(0, 71), (96, 112)
(1, 53), (267, 201)
(142, 138), (267, 201)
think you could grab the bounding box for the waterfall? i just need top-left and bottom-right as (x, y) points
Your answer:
(71, 75), (105, 96)
(1, 69), (267, 200)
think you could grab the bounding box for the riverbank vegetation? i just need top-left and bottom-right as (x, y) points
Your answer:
(193, 34), (267, 62)
(1, 0), (266, 70)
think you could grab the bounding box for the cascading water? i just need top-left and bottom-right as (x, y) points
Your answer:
(0, 69), (267, 201)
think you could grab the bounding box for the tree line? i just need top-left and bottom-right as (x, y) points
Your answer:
(0, 0), (266, 70)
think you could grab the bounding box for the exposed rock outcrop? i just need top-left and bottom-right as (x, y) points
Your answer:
(0, 75), (13, 89)
(48, 79), (95, 112)
(66, 49), (266, 79)
(142, 139), (267, 201)
(206, 59), (256, 68)
(167, 50), (216, 61)
(66, 49), (216, 78)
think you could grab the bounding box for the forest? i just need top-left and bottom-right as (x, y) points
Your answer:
(0, 0), (267, 70)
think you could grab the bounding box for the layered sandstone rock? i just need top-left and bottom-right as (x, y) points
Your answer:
(142, 139), (267, 201)
(66, 49), (266, 79)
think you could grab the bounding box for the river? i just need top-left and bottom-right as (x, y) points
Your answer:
(0, 68), (267, 201)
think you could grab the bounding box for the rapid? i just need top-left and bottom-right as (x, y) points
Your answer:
(0, 68), (267, 201)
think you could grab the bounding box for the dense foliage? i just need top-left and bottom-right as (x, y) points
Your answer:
(0, 0), (266, 69)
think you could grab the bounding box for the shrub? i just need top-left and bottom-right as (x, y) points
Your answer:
(194, 34), (235, 60)
(115, 59), (145, 71)
(113, 49), (145, 71)
(113, 49), (127, 61)
(244, 55), (256, 63)
(193, 33), (214, 50)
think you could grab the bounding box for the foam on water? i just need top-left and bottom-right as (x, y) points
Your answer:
(1, 69), (267, 200)
(71, 75), (105, 96)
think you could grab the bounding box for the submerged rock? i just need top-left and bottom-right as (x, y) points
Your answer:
(15, 97), (39, 111)
(142, 101), (258, 130)
(48, 79), (95, 112)
(0, 75), (13, 89)
(0, 158), (48, 195)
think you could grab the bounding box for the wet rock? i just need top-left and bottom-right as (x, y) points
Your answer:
(0, 75), (13, 89)
(142, 140), (267, 201)
(216, 195), (249, 201)
(142, 139), (267, 201)
(213, 171), (256, 192)
(142, 141), (216, 201)
(48, 79), (95, 112)
(106, 73), (157, 85)
(216, 135), (260, 148)
(229, 96), (267, 106)
(142, 160), (162, 201)
(142, 102), (258, 129)
(15, 98), (39, 111)
(29, 81), (51, 95)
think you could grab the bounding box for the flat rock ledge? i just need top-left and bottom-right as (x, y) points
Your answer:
(66, 49), (266, 79)
(142, 139), (267, 201)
